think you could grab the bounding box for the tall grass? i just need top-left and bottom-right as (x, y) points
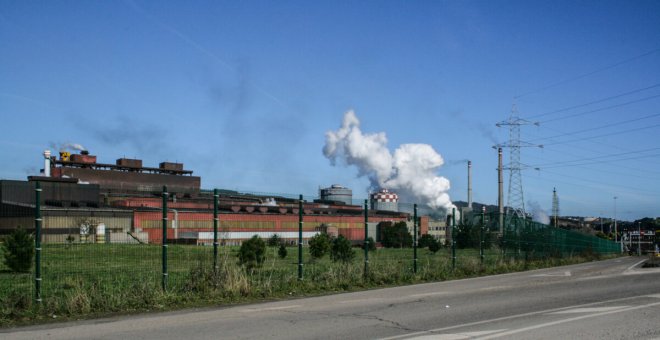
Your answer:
(0, 244), (615, 327)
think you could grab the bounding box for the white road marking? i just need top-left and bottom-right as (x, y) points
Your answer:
(338, 298), (383, 304)
(549, 306), (628, 314)
(530, 271), (571, 277)
(477, 286), (513, 292)
(624, 259), (647, 272)
(239, 305), (301, 313)
(473, 301), (660, 339)
(410, 292), (450, 298)
(407, 330), (507, 340)
(381, 294), (660, 340)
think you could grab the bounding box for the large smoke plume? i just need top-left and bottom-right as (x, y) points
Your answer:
(323, 110), (455, 212)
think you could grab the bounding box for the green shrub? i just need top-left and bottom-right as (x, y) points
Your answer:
(428, 238), (441, 253)
(278, 244), (287, 259)
(418, 234), (435, 248)
(237, 235), (266, 269)
(364, 236), (376, 251)
(380, 222), (413, 248)
(309, 232), (331, 259)
(2, 227), (34, 273)
(330, 235), (355, 263)
(267, 234), (281, 247)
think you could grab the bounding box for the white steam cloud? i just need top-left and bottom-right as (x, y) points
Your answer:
(323, 110), (455, 212)
(50, 142), (87, 152)
(528, 200), (550, 225)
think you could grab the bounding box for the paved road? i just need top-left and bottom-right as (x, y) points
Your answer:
(3, 256), (659, 339)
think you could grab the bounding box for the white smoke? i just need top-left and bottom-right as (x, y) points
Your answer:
(50, 142), (87, 152)
(63, 143), (86, 152)
(528, 200), (551, 225)
(323, 110), (455, 212)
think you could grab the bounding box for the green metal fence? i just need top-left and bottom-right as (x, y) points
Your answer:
(0, 183), (621, 322)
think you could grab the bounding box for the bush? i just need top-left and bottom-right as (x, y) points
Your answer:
(454, 221), (493, 249)
(418, 234), (435, 248)
(267, 234), (281, 247)
(309, 232), (332, 259)
(2, 227), (34, 273)
(363, 236), (376, 251)
(237, 235), (266, 269)
(278, 244), (287, 259)
(380, 222), (413, 248)
(428, 238), (441, 253)
(330, 235), (355, 263)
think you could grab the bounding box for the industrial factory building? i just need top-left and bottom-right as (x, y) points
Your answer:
(0, 149), (432, 245)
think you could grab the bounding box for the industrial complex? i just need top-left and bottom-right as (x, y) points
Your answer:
(0, 149), (444, 245)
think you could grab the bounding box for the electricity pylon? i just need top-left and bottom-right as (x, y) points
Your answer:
(496, 104), (542, 220)
(552, 187), (560, 227)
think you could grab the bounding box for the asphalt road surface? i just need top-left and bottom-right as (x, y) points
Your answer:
(3, 256), (659, 339)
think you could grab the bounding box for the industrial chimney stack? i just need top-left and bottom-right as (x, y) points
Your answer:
(498, 147), (504, 233)
(43, 150), (51, 177)
(467, 160), (473, 209)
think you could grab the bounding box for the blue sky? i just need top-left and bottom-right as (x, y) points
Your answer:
(1, 1), (659, 221)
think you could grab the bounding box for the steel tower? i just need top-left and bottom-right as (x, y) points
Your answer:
(496, 104), (542, 220)
(552, 187), (559, 227)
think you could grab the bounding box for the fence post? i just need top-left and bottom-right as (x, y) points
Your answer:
(34, 181), (42, 304)
(364, 199), (369, 280)
(162, 186), (168, 291)
(213, 188), (219, 273)
(298, 194), (303, 281)
(413, 204), (418, 274)
(480, 207), (485, 265)
(451, 207), (456, 270)
(502, 213), (507, 259)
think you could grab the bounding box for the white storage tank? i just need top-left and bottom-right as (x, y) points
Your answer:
(320, 184), (353, 205)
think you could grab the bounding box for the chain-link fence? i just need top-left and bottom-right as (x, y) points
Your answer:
(0, 183), (621, 321)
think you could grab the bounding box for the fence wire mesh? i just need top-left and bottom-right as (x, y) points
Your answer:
(0, 184), (622, 321)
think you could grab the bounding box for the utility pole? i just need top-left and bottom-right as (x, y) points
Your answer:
(498, 148), (504, 234)
(614, 196), (621, 253)
(638, 222), (642, 256)
(552, 188), (559, 227)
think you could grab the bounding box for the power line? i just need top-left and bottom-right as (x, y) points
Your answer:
(525, 146), (660, 177)
(514, 48), (660, 99)
(527, 83), (660, 119)
(529, 112), (660, 142)
(533, 149), (660, 169)
(541, 93), (660, 123)
(532, 168), (660, 197)
(541, 122), (660, 146)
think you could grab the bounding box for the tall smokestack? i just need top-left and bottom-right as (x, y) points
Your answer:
(43, 150), (51, 177)
(467, 160), (473, 209)
(498, 147), (504, 233)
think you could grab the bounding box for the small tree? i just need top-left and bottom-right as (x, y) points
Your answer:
(381, 222), (413, 248)
(237, 235), (266, 269)
(364, 236), (376, 251)
(309, 232), (332, 259)
(278, 243), (287, 259)
(428, 237), (441, 253)
(330, 235), (355, 263)
(2, 227), (34, 273)
(267, 234), (281, 247)
(418, 234), (435, 248)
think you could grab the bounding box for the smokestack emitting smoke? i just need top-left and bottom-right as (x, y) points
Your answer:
(63, 143), (86, 152)
(323, 110), (456, 212)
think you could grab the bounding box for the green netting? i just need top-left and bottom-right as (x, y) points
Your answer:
(494, 213), (620, 258)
